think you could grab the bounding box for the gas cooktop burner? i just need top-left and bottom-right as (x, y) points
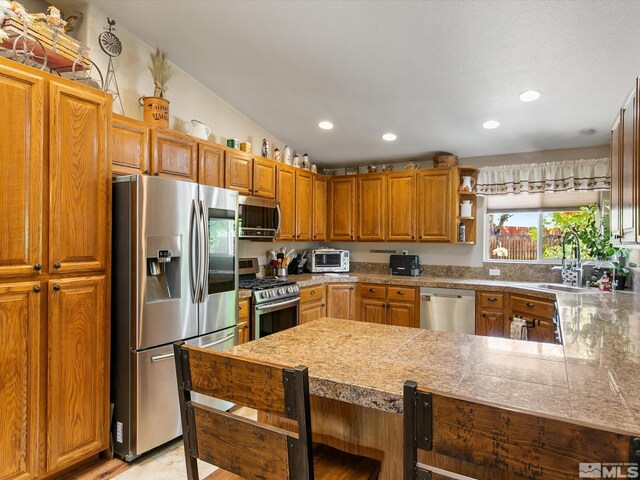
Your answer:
(239, 277), (296, 291)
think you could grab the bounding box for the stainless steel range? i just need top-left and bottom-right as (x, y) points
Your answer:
(239, 258), (300, 339)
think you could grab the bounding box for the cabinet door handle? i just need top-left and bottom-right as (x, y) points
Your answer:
(526, 302), (535, 308)
(53, 262), (61, 269)
(33, 286), (41, 293)
(487, 297), (497, 302)
(143, 169), (149, 175)
(52, 285), (61, 292)
(255, 189), (259, 193)
(369, 288), (377, 293)
(154, 172), (160, 176)
(482, 313), (486, 318)
(33, 263), (42, 271)
(310, 290), (315, 295)
(397, 290), (405, 295)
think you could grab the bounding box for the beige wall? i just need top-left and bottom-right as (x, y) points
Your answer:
(55, 2), (287, 157)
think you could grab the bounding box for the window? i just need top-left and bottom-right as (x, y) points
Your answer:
(486, 210), (596, 263)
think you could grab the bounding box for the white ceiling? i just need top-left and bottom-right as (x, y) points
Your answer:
(87, 0), (640, 166)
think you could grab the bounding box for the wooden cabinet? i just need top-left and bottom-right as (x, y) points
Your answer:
(611, 112), (622, 241)
(252, 157), (276, 199)
(49, 79), (110, 275)
(0, 282), (42, 480)
(300, 285), (326, 324)
(47, 276), (108, 472)
(620, 85), (637, 244)
(312, 175), (328, 241)
(295, 170), (313, 241)
(111, 114), (150, 176)
(277, 165), (296, 241)
(225, 152), (276, 198)
(357, 174), (386, 241)
(198, 142), (225, 188)
(387, 172), (416, 241)
(238, 297), (251, 344)
(418, 169), (453, 242)
(326, 283), (356, 320)
(358, 284), (419, 328)
(329, 177), (357, 241)
(0, 61), (44, 279)
(476, 309), (505, 337)
(150, 128), (198, 182)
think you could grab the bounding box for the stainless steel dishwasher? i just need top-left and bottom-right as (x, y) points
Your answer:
(420, 287), (476, 334)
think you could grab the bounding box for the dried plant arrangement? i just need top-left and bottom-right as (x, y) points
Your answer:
(148, 47), (175, 99)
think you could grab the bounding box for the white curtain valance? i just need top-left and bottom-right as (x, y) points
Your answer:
(476, 158), (610, 196)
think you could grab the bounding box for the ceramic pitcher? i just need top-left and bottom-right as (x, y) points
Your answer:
(460, 176), (476, 192)
(189, 119), (211, 140)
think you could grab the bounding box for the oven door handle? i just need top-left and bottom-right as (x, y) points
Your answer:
(255, 297), (300, 311)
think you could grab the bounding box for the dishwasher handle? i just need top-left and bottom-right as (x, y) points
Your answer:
(422, 293), (463, 300)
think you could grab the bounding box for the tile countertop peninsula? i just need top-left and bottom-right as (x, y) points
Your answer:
(230, 278), (640, 438)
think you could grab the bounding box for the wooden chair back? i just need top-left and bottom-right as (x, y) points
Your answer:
(403, 380), (640, 480)
(174, 342), (314, 480)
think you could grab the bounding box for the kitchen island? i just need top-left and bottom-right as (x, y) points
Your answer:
(228, 289), (640, 478)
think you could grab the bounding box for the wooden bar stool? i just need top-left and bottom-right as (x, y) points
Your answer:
(403, 380), (640, 480)
(174, 342), (381, 480)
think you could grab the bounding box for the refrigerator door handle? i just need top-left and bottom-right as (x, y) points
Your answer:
(200, 332), (236, 349)
(190, 199), (201, 303)
(199, 200), (209, 303)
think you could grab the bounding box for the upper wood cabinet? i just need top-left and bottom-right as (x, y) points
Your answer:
(611, 113), (622, 241)
(0, 61), (44, 278)
(357, 174), (386, 241)
(49, 79), (110, 274)
(387, 172), (416, 241)
(47, 276), (108, 472)
(253, 157), (276, 199)
(312, 175), (327, 241)
(418, 169), (453, 242)
(111, 114), (150, 176)
(620, 85), (637, 244)
(0, 282), (41, 480)
(329, 176), (357, 241)
(295, 170), (313, 241)
(326, 283), (356, 320)
(277, 165), (296, 241)
(150, 128), (198, 182)
(225, 150), (253, 195)
(198, 142), (225, 188)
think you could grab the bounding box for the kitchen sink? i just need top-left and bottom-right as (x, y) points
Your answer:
(536, 283), (590, 294)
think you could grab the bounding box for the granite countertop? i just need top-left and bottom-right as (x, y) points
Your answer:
(239, 289), (252, 299)
(229, 284), (640, 437)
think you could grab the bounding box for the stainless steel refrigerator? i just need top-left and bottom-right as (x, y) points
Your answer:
(111, 175), (239, 461)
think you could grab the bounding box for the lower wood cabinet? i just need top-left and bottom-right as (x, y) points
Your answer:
(358, 284), (419, 327)
(47, 276), (108, 473)
(300, 285), (326, 324)
(238, 297), (250, 344)
(0, 281), (42, 480)
(475, 290), (557, 343)
(326, 283), (356, 320)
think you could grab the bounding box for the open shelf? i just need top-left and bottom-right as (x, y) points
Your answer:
(458, 190), (477, 196)
(457, 216), (475, 220)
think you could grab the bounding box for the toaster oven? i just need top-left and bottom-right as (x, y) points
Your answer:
(307, 248), (350, 273)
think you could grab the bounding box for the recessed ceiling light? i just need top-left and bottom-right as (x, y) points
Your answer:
(482, 120), (500, 129)
(519, 90), (541, 102)
(580, 128), (597, 136)
(382, 133), (397, 141)
(318, 121), (333, 130)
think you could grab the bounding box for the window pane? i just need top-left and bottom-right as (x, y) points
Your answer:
(542, 211), (592, 260)
(487, 213), (538, 261)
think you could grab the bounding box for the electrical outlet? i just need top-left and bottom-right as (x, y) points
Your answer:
(489, 268), (500, 276)
(402, 250), (409, 255)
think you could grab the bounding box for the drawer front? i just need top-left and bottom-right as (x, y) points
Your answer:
(238, 298), (250, 322)
(387, 286), (416, 302)
(510, 294), (554, 319)
(360, 284), (386, 300)
(300, 285), (325, 305)
(478, 292), (505, 309)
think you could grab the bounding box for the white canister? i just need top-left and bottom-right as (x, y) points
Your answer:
(283, 145), (292, 165)
(460, 200), (473, 218)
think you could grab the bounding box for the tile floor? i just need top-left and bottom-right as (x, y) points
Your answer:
(69, 407), (256, 480)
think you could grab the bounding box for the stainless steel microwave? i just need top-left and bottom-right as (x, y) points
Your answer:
(307, 248), (350, 273)
(238, 196), (281, 239)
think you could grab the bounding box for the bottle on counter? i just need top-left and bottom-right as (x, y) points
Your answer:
(458, 222), (466, 242)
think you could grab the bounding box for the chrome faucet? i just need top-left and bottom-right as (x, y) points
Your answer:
(561, 230), (582, 287)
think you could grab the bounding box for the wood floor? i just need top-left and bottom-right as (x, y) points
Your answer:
(66, 407), (257, 480)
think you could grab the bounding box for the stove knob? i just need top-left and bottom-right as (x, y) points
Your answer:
(265, 291), (271, 298)
(259, 292), (265, 299)
(277, 288), (284, 295)
(288, 286), (294, 293)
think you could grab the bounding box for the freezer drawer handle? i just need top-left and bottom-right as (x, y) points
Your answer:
(200, 333), (236, 349)
(150, 352), (175, 363)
